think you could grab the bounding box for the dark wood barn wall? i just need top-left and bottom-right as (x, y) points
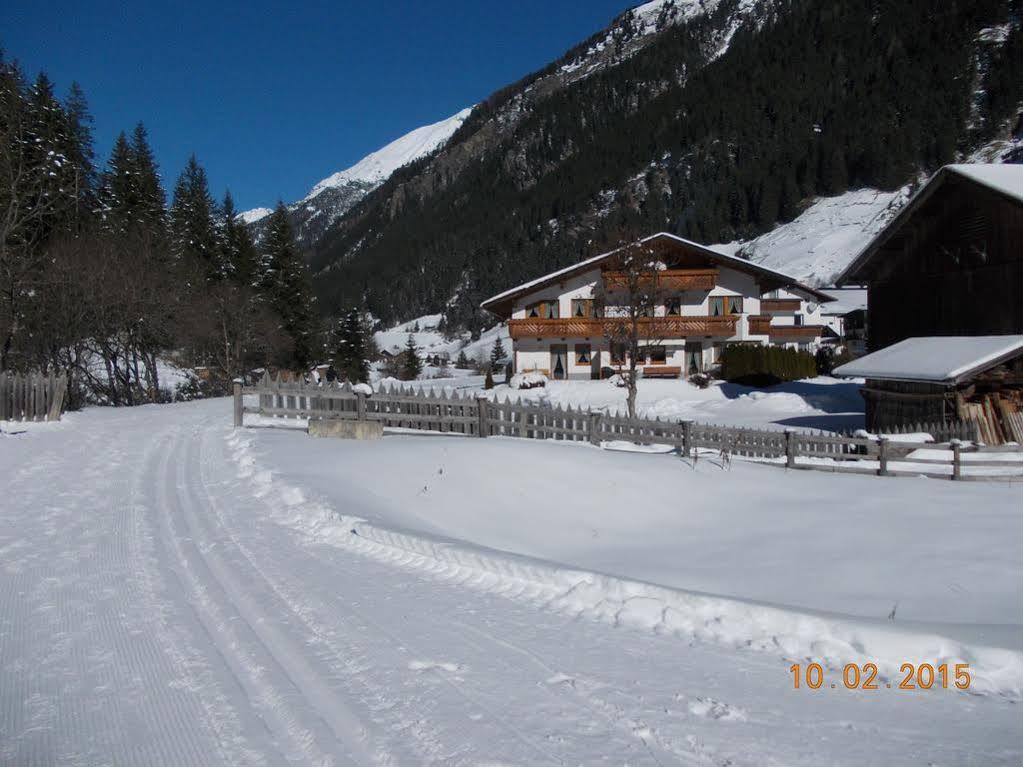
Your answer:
(867, 179), (1023, 351)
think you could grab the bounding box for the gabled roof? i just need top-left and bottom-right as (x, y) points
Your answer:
(480, 232), (833, 317)
(837, 164), (1023, 285)
(833, 335), (1023, 384)
(819, 288), (867, 315)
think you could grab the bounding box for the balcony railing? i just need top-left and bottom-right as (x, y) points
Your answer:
(760, 298), (802, 312)
(748, 315), (824, 338)
(508, 315), (738, 339)
(602, 268), (718, 292)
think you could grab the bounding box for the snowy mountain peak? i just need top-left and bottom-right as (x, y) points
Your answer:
(236, 206), (273, 225)
(302, 107), (473, 202)
(239, 106), (473, 247)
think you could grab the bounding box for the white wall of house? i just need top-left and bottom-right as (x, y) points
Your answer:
(510, 269), (600, 319)
(515, 336), (605, 380)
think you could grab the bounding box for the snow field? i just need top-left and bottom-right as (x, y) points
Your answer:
(5, 399), (1022, 764)
(225, 429), (1023, 700)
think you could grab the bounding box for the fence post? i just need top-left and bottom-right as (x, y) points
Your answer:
(952, 442), (962, 481)
(356, 391), (366, 421)
(785, 429), (796, 469)
(681, 420), (692, 458)
(476, 395), (489, 438)
(878, 437), (889, 477)
(233, 380), (243, 427)
(589, 412), (603, 447)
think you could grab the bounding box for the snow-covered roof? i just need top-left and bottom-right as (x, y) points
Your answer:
(838, 163), (1023, 284)
(819, 288), (867, 315)
(944, 163), (1023, 204)
(833, 335), (1023, 384)
(480, 232), (833, 316)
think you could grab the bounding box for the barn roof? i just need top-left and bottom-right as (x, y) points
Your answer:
(480, 232), (833, 317)
(837, 164), (1023, 285)
(833, 335), (1023, 384)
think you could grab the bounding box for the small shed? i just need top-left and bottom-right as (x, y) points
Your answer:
(834, 335), (1023, 442)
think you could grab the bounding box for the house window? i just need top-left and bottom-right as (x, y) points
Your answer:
(710, 296), (743, 315)
(527, 300), (559, 319)
(611, 342), (627, 365)
(648, 346), (666, 364)
(575, 343), (591, 365)
(571, 299), (594, 318)
(794, 313), (804, 326)
(665, 297), (681, 316)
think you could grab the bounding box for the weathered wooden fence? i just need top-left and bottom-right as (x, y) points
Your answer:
(235, 375), (1023, 482)
(0, 372), (67, 422)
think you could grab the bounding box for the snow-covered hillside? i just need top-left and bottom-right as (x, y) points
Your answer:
(240, 107), (473, 243)
(553, 0), (762, 85)
(374, 313), (510, 366)
(713, 187), (910, 286)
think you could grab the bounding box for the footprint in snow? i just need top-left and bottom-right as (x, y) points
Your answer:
(408, 660), (464, 674)
(545, 672), (576, 688)
(686, 696), (747, 722)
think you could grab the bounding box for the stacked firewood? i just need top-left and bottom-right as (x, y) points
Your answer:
(959, 390), (1023, 445)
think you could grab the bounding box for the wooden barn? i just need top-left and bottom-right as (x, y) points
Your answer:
(838, 164), (1023, 351)
(834, 336), (1023, 443)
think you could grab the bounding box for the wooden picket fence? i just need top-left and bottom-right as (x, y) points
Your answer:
(235, 374), (1023, 482)
(0, 371), (67, 422)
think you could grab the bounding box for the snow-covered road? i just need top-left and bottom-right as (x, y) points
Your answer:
(2, 400), (1020, 765)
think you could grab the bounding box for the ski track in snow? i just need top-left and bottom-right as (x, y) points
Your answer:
(1, 398), (1021, 765)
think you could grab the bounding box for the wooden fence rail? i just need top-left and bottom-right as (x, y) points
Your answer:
(235, 374), (1023, 482)
(0, 372), (67, 422)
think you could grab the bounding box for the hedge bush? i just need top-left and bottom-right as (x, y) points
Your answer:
(721, 344), (818, 386)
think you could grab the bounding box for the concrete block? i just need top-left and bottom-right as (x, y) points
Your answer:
(308, 418), (383, 440)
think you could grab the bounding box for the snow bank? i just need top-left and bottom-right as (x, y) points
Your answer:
(508, 371), (547, 389)
(225, 430), (1023, 700)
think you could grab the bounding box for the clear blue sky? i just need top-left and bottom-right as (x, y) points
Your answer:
(2, 0), (633, 212)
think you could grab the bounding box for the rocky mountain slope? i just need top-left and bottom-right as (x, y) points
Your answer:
(296, 0), (1022, 332)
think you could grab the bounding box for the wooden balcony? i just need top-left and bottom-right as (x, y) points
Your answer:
(508, 315), (738, 339)
(766, 325), (826, 339)
(760, 298), (802, 312)
(603, 268), (718, 292)
(748, 315), (824, 339)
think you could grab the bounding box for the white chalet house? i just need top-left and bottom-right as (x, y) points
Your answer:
(480, 233), (834, 380)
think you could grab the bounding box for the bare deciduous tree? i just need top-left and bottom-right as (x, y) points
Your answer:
(595, 239), (670, 419)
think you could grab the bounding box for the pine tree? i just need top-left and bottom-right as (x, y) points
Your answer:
(99, 123), (167, 236)
(456, 349), (470, 369)
(334, 308), (369, 383)
(63, 81), (96, 226)
(130, 123), (166, 231)
(219, 190), (259, 286)
(490, 336), (506, 366)
(260, 202), (317, 367)
(170, 155), (221, 277)
(401, 332), (422, 380)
